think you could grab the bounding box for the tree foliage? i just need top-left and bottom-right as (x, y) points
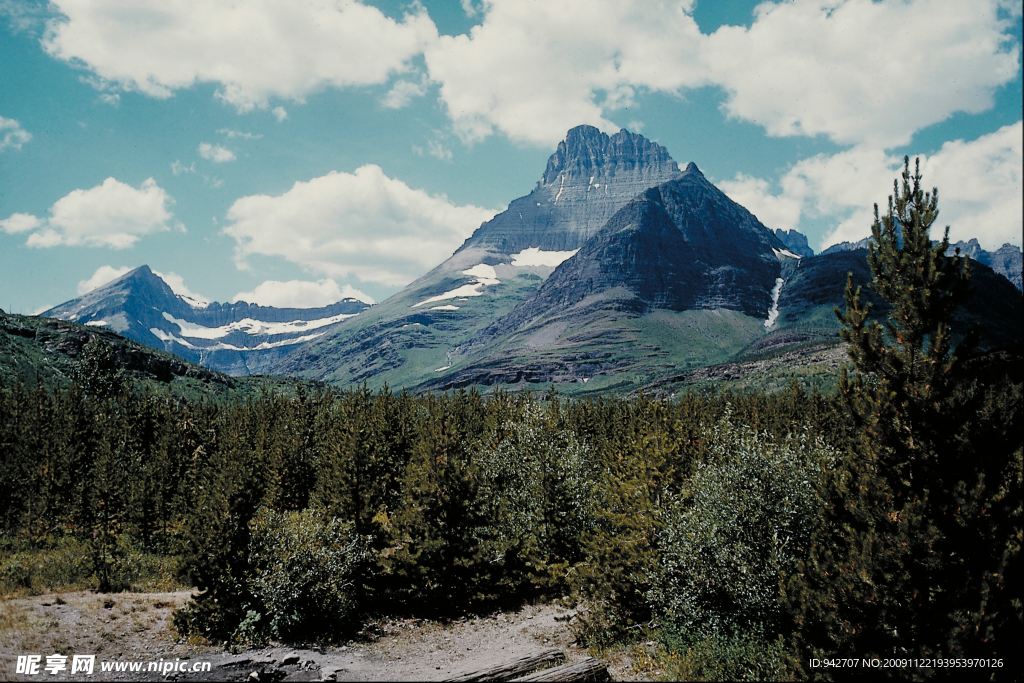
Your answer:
(783, 158), (1021, 678)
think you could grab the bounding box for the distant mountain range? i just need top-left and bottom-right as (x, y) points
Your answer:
(34, 125), (1023, 394)
(41, 266), (369, 375)
(270, 125), (1022, 394)
(821, 237), (1022, 290)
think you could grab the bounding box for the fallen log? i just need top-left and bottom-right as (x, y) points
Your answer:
(443, 648), (565, 682)
(510, 657), (610, 682)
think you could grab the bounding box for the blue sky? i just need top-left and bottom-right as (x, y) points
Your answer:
(1, 0), (1020, 314)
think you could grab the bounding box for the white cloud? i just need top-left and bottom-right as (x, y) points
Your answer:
(921, 122), (1022, 249)
(223, 164), (497, 287)
(720, 173), (805, 234)
(198, 142), (235, 163)
(428, 139), (453, 162)
(423, 0), (707, 145)
(171, 160), (195, 175)
(6, 177), (177, 249)
(43, 0), (438, 113)
(233, 278), (375, 308)
(381, 74), (429, 109)
(419, 0), (1018, 148)
(77, 265), (131, 294)
(460, 0), (483, 17)
(33, 1), (1017, 152)
(152, 270), (212, 305)
(0, 116), (32, 151)
(217, 128), (262, 140)
(0, 212), (42, 234)
(703, 0), (1020, 147)
(724, 123), (1023, 252)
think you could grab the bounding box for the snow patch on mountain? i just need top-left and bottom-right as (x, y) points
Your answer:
(161, 311), (358, 339)
(511, 247), (579, 267)
(413, 264), (501, 308)
(151, 326), (326, 351)
(772, 247), (802, 260)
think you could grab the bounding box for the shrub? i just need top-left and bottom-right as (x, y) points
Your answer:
(475, 404), (597, 591)
(240, 507), (368, 644)
(649, 412), (830, 651)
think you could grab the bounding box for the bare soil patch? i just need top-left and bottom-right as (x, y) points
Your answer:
(1, 591), (653, 681)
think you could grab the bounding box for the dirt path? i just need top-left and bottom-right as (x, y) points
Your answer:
(1, 591), (651, 681)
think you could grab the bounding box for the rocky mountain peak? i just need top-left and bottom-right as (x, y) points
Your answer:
(541, 126), (679, 185)
(456, 125), (683, 256)
(683, 161), (701, 175)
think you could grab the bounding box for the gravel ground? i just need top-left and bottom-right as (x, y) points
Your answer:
(1, 591), (653, 681)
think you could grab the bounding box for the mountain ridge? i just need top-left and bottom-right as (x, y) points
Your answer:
(42, 266), (370, 376)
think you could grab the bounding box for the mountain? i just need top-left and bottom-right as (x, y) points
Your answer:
(273, 125), (1021, 396)
(42, 266), (370, 376)
(457, 125), (684, 257)
(820, 238), (871, 255)
(822, 236), (1022, 291)
(417, 165), (807, 391)
(948, 239), (1023, 290)
(775, 229), (815, 258)
(271, 125), (685, 388)
(0, 307), (327, 401)
(638, 247), (1024, 396)
(523, 163), (789, 318)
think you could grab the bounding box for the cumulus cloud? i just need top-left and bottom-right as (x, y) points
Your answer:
(152, 270), (212, 305)
(43, 0), (437, 113)
(920, 122), (1022, 249)
(77, 265), (131, 294)
(0, 212), (42, 234)
(719, 174), (803, 234)
(171, 160), (195, 175)
(421, 0), (1018, 147)
(32, 0), (1018, 151)
(1, 116), (32, 151)
(424, 0), (707, 145)
(722, 123), (1022, 252)
(198, 142), (236, 162)
(5, 177), (178, 249)
(222, 164), (497, 287)
(232, 278), (375, 308)
(703, 0), (1020, 147)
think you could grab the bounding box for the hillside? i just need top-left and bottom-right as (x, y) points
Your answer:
(0, 307), (324, 401)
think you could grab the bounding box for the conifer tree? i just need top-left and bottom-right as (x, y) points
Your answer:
(783, 158), (1021, 677)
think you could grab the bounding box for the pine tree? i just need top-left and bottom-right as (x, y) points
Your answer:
(782, 158), (1021, 678)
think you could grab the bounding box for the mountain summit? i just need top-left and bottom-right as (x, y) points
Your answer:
(451, 125), (682, 260)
